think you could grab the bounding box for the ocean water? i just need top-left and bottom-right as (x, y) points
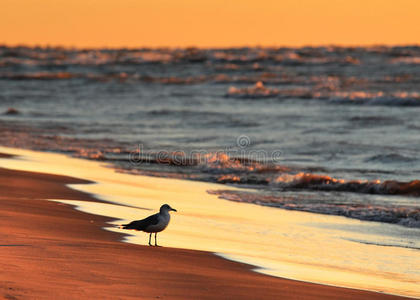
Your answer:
(1, 45), (420, 231)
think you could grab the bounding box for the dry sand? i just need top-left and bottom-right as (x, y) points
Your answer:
(0, 164), (411, 299)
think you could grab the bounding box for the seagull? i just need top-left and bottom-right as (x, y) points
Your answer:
(120, 204), (177, 246)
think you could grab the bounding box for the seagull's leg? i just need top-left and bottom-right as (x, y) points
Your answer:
(154, 233), (158, 247)
(148, 233), (152, 246)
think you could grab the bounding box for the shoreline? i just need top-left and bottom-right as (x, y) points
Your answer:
(0, 147), (418, 299)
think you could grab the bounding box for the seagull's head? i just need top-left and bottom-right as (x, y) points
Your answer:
(160, 204), (177, 213)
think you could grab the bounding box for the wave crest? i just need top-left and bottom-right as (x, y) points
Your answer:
(274, 172), (420, 196)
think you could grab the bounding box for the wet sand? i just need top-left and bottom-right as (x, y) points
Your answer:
(0, 162), (412, 299)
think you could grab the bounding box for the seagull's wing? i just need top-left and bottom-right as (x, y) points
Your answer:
(121, 213), (160, 230)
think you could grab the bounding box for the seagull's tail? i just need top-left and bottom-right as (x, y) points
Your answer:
(118, 221), (139, 230)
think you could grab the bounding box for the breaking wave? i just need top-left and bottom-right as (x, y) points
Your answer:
(273, 172), (420, 196)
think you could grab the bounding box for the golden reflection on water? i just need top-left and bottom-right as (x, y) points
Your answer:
(1, 146), (419, 298)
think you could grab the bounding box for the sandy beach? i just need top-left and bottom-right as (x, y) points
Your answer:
(0, 151), (413, 300)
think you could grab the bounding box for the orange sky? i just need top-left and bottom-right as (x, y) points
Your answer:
(1, 0), (419, 48)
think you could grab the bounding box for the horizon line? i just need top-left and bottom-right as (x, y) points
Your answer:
(2, 42), (420, 51)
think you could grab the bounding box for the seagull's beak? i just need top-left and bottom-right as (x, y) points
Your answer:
(170, 207), (177, 212)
